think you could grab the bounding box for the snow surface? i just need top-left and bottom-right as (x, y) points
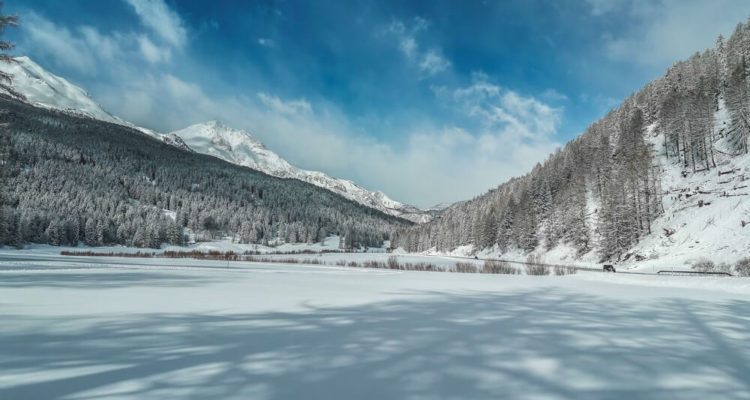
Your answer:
(15, 236), (345, 256)
(1, 250), (750, 399)
(13, 237), (477, 269)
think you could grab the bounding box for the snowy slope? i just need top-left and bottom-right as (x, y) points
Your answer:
(620, 98), (750, 271)
(0, 56), (436, 222)
(505, 99), (748, 271)
(421, 98), (750, 271)
(0, 57), (125, 124)
(171, 121), (437, 223)
(0, 57), (180, 145)
(170, 120), (298, 177)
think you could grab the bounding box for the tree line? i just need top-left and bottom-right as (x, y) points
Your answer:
(393, 18), (750, 261)
(0, 97), (410, 249)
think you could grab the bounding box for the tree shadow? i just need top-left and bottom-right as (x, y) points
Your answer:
(0, 272), (221, 289)
(1, 289), (749, 399)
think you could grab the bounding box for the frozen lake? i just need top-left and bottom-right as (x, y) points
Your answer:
(1, 250), (750, 399)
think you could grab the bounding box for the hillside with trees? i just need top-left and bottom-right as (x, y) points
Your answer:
(0, 96), (409, 248)
(393, 19), (750, 262)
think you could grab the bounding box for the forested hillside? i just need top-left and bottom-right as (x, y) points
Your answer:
(394, 20), (750, 262)
(0, 96), (409, 248)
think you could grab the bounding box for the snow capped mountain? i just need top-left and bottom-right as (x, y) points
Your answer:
(0, 57), (176, 145)
(160, 132), (194, 152)
(171, 120), (298, 178)
(0, 57), (124, 124)
(0, 56), (440, 223)
(171, 121), (437, 223)
(425, 202), (457, 212)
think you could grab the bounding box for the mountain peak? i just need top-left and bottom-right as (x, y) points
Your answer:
(0, 56), (120, 124)
(169, 121), (440, 223)
(0, 56), (443, 223)
(205, 119), (224, 128)
(181, 120), (265, 148)
(171, 120), (294, 178)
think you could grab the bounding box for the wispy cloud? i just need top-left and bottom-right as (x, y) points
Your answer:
(540, 89), (568, 103)
(22, 12), (101, 74)
(21, 0), (186, 74)
(589, 0), (750, 66)
(419, 49), (451, 77)
(258, 92), (311, 115)
(257, 38), (275, 48)
(585, 0), (632, 16)
(95, 70), (561, 205)
(439, 74), (561, 140)
(236, 75), (562, 206)
(124, 0), (187, 49)
(382, 17), (451, 77)
(138, 35), (171, 63)
(16, 3), (564, 206)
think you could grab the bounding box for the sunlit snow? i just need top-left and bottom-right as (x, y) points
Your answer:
(1, 250), (749, 399)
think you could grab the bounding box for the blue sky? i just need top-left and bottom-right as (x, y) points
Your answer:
(6, 0), (750, 207)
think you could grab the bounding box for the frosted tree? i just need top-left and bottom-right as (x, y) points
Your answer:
(495, 202), (515, 252)
(725, 23), (750, 154)
(0, 1), (21, 99)
(726, 57), (750, 153)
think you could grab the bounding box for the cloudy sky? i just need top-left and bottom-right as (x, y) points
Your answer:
(6, 0), (750, 207)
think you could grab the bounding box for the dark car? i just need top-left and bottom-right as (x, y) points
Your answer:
(603, 264), (616, 273)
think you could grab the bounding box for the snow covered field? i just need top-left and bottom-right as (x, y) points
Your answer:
(2, 250), (750, 399)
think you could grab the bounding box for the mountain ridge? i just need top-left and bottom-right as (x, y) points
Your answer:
(170, 120), (444, 223)
(0, 94), (408, 249)
(393, 20), (750, 270)
(0, 56), (441, 223)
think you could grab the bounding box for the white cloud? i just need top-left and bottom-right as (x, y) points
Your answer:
(96, 74), (560, 206)
(138, 35), (170, 63)
(18, 9), (560, 206)
(79, 26), (119, 62)
(540, 88), (568, 102)
(163, 73), (203, 99)
(419, 49), (451, 76)
(385, 20), (406, 35)
(592, 0), (750, 66)
(585, 0), (631, 16)
(258, 92), (312, 115)
(22, 13), (99, 74)
(20, 5), (184, 73)
(241, 77), (562, 206)
(257, 38), (275, 48)
(96, 72), (234, 132)
(124, 0), (187, 48)
(382, 17), (451, 77)
(444, 77), (561, 141)
(398, 36), (417, 58)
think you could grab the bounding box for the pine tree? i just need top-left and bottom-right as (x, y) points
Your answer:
(45, 220), (61, 246)
(0, 1), (21, 99)
(67, 217), (80, 246)
(84, 218), (97, 246)
(317, 226), (327, 244)
(0, 206), (9, 245)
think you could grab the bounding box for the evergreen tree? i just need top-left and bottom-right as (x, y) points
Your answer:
(0, 95), (409, 249)
(0, 1), (21, 99)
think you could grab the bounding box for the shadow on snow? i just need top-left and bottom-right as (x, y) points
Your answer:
(1, 289), (750, 399)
